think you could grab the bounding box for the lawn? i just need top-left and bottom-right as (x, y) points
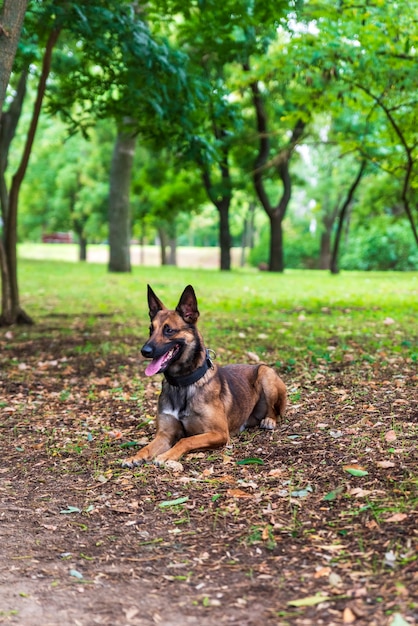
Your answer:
(0, 259), (417, 625)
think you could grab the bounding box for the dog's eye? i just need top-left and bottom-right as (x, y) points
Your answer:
(163, 324), (175, 336)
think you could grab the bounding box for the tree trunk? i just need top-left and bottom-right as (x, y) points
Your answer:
(319, 231), (331, 270)
(330, 158), (367, 275)
(244, 61), (305, 273)
(200, 132), (232, 271)
(240, 201), (256, 267)
(158, 227), (168, 265)
(168, 238), (177, 266)
(78, 236), (87, 261)
(0, 27), (60, 326)
(218, 199), (231, 271)
(0, 69), (28, 219)
(269, 213), (284, 272)
(0, 0), (28, 117)
(108, 122), (136, 273)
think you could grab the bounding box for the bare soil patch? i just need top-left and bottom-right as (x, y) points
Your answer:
(0, 321), (417, 625)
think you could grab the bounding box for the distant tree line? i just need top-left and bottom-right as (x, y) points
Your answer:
(0, 0), (417, 324)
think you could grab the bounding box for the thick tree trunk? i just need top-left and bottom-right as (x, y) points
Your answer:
(269, 213), (284, 272)
(108, 123), (136, 273)
(78, 236), (87, 261)
(167, 238), (177, 266)
(0, 0), (28, 117)
(0, 27), (60, 326)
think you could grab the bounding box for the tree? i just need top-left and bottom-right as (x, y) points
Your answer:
(108, 121), (136, 272)
(1, 23), (60, 325)
(297, 0), (418, 249)
(0, 0), (28, 116)
(1, 0), (194, 323)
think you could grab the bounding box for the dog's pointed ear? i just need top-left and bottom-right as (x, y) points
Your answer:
(147, 285), (166, 320)
(176, 285), (199, 324)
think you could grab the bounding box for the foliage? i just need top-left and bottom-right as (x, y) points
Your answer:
(341, 218), (418, 271)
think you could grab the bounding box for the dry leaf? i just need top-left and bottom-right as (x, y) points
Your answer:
(385, 430), (397, 442)
(313, 566), (331, 578)
(343, 606), (356, 623)
(348, 488), (372, 498)
(246, 351), (260, 362)
(226, 488), (252, 499)
(385, 513), (407, 522)
(376, 460), (395, 468)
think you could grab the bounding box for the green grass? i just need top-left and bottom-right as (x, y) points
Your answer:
(15, 257), (417, 366)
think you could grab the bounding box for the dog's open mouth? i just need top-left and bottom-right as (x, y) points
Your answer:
(144, 345), (181, 376)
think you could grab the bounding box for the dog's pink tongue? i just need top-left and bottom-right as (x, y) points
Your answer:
(145, 356), (165, 376)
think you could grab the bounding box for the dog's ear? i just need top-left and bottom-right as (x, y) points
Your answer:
(147, 285), (166, 320)
(176, 285), (199, 324)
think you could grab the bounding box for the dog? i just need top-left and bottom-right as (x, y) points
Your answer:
(122, 284), (287, 467)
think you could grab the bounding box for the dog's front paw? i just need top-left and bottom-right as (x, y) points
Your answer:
(121, 457), (145, 468)
(260, 417), (276, 431)
(153, 457), (184, 472)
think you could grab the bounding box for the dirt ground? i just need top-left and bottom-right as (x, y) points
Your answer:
(0, 320), (417, 625)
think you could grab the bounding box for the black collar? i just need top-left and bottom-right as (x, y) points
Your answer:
(164, 350), (213, 387)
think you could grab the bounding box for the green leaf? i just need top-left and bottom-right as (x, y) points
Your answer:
(343, 466), (369, 477)
(159, 496), (189, 508)
(60, 506), (81, 514)
(119, 441), (139, 448)
(323, 486), (345, 501)
(236, 458), (264, 465)
(389, 614), (410, 626)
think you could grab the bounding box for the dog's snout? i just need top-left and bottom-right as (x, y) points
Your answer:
(141, 343), (154, 358)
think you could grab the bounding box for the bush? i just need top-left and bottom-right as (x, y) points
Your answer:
(340, 220), (418, 271)
(248, 222), (320, 269)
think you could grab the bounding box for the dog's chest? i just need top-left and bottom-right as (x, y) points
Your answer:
(160, 385), (195, 423)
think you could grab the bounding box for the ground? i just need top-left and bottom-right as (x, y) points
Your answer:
(0, 318), (417, 626)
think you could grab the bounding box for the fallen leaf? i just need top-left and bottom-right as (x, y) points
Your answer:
(385, 430), (397, 442)
(288, 594), (331, 607)
(60, 506), (81, 514)
(348, 488), (372, 498)
(226, 488), (252, 499)
(236, 457), (264, 466)
(291, 485), (313, 498)
(323, 486), (344, 501)
(385, 513), (407, 522)
(376, 460), (395, 468)
(314, 567), (331, 578)
(343, 464), (369, 477)
(343, 606), (356, 623)
(329, 571), (343, 587)
(246, 351), (260, 362)
(162, 459), (184, 473)
(268, 468), (285, 477)
(159, 496), (189, 508)
(389, 614), (410, 626)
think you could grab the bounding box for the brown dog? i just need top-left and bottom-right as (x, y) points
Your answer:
(122, 285), (287, 467)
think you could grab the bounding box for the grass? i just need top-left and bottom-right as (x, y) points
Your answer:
(16, 256), (418, 365)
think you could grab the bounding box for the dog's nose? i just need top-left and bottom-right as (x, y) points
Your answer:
(141, 344), (154, 358)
